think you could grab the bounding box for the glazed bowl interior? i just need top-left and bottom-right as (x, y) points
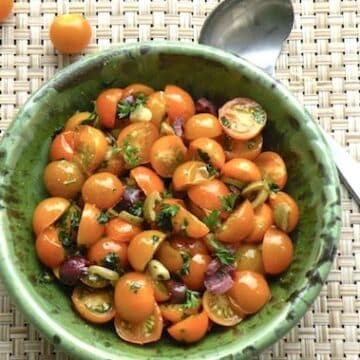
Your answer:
(0, 42), (340, 360)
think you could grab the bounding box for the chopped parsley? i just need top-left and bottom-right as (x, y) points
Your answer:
(220, 116), (231, 128)
(206, 163), (218, 177)
(59, 230), (74, 249)
(102, 252), (124, 274)
(182, 290), (201, 310)
(122, 138), (140, 167)
(220, 193), (239, 212)
(207, 235), (235, 266)
(161, 189), (173, 199)
(180, 251), (191, 276)
(97, 211), (110, 224)
(117, 93), (147, 119)
(155, 203), (180, 232)
(128, 201), (144, 217)
(203, 210), (220, 232)
(81, 110), (98, 126)
(269, 182), (280, 193)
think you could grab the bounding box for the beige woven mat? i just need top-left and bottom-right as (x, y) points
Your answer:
(0, 0), (359, 359)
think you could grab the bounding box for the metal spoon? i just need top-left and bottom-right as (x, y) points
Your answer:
(199, 0), (360, 204)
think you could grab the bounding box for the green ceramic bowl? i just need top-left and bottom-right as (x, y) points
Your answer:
(0, 41), (341, 359)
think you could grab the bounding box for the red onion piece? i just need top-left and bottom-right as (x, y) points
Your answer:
(59, 256), (89, 286)
(204, 271), (234, 294)
(172, 117), (184, 137)
(123, 186), (146, 205)
(195, 97), (217, 116)
(123, 94), (136, 105)
(206, 259), (222, 276)
(165, 280), (187, 304)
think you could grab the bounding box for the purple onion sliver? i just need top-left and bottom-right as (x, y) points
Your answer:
(205, 258), (222, 276)
(172, 117), (184, 137)
(165, 280), (187, 304)
(123, 186), (146, 205)
(59, 256), (89, 286)
(204, 272), (234, 295)
(123, 95), (136, 104)
(195, 97), (217, 116)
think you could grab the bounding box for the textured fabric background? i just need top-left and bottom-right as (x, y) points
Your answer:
(0, 1), (359, 359)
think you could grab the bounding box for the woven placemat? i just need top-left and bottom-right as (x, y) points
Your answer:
(0, 0), (359, 359)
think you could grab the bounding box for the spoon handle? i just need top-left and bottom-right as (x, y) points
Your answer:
(319, 127), (360, 203)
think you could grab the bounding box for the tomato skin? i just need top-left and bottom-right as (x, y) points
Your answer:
(165, 85), (195, 123)
(122, 83), (154, 98)
(64, 112), (92, 132)
(170, 236), (209, 256)
(146, 91), (167, 128)
(87, 237), (128, 269)
(222, 158), (261, 183)
(168, 311), (209, 343)
(130, 166), (165, 195)
(50, 14), (91, 54)
(32, 197), (70, 236)
(184, 114), (223, 141)
(182, 254), (212, 291)
(245, 204), (273, 243)
(114, 272), (155, 323)
(0, 0), (13, 21)
(152, 279), (171, 302)
(150, 135), (187, 178)
(160, 303), (200, 323)
(227, 271), (270, 315)
(50, 131), (75, 162)
(105, 218), (142, 243)
(44, 160), (85, 199)
(96, 88), (123, 129)
(262, 227), (293, 275)
(155, 241), (183, 273)
(35, 227), (65, 268)
(235, 244), (264, 274)
(224, 134), (263, 161)
(82, 172), (124, 210)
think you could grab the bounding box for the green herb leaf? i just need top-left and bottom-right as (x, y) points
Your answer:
(203, 210), (220, 232)
(220, 116), (231, 128)
(128, 201), (144, 217)
(122, 138), (140, 167)
(81, 110), (98, 126)
(180, 218), (189, 236)
(162, 189), (173, 199)
(117, 93), (147, 119)
(182, 290), (201, 309)
(70, 209), (81, 231)
(207, 235), (235, 266)
(180, 251), (191, 276)
(97, 211), (110, 224)
(155, 203), (180, 232)
(36, 270), (54, 285)
(269, 182), (280, 193)
(59, 230), (74, 249)
(102, 252), (124, 274)
(206, 163), (218, 177)
(220, 193), (239, 212)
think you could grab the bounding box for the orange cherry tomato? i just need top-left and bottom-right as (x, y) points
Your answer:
(122, 83), (154, 98)
(50, 14), (91, 54)
(32, 197), (70, 236)
(82, 172), (124, 210)
(152, 279), (171, 303)
(0, 0), (13, 21)
(184, 113), (222, 141)
(150, 135), (187, 178)
(222, 158), (261, 184)
(203, 290), (244, 326)
(73, 125), (108, 174)
(96, 88), (123, 129)
(114, 272), (155, 323)
(269, 191), (299, 233)
(155, 241), (184, 273)
(146, 91), (167, 128)
(227, 271), (270, 314)
(186, 198), (207, 219)
(219, 98), (267, 140)
(182, 254), (212, 291)
(216, 200), (255, 243)
(44, 160), (85, 199)
(130, 166), (165, 195)
(114, 304), (163, 345)
(117, 122), (159, 168)
(164, 85), (195, 123)
(50, 131), (75, 161)
(105, 218), (142, 243)
(128, 230), (166, 271)
(64, 112), (92, 132)
(77, 204), (105, 247)
(246, 203), (273, 243)
(35, 227), (65, 268)
(170, 236), (209, 256)
(87, 237), (128, 269)
(168, 311), (209, 344)
(188, 137), (225, 170)
(72, 286), (116, 324)
(224, 134), (263, 161)
(235, 244), (264, 274)
(187, 179), (230, 213)
(97, 146), (125, 176)
(172, 161), (215, 192)
(254, 151), (287, 190)
(262, 227), (293, 275)
(160, 302), (200, 323)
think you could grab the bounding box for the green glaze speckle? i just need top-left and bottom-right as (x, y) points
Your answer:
(0, 41), (340, 360)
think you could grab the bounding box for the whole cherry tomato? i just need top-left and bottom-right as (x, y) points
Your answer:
(96, 88), (123, 129)
(64, 112), (92, 131)
(155, 241), (184, 273)
(235, 244), (264, 274)
(164, 85), (195, 123)
(222, 158), (261, 184)
(49, 131), (75, 162)
(184, 113), (222, 141)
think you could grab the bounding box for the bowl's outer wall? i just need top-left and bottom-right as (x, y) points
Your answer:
(0, 42), (341, 360)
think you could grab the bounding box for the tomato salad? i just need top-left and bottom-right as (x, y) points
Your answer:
(32, 84), (299, 345)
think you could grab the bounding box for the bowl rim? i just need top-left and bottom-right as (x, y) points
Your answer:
(0, 40), (341, 359)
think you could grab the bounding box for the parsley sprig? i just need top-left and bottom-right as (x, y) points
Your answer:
(220, 193), (239, 212)
(122, 138), (140, 167)
(207, 235), (235, 266)
(155, 203), (180, 232)
(182, 290), (201, 309)
(102, 252), (124, 275)
(203, 210), (220, 232)
(117, 93), (147, 119)
(180, 251), (191, 276)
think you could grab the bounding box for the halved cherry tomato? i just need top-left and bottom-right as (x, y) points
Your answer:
(50, 131), (75, 161)
(77, 204), (105, 247)
(0, 0), (13, 21)
(32, 197), (70, 236)
(254, 151), (287, 190)
(72, 285), (116, 324)
(235, 244), (264, 274)
(114, 272), (155, 323)
(122, 83), (154, 98)
(128, 230), (167, 271)
(187, 180), (230, 213)
(117, 122), (159, 168)
(87, 237), (128, 269)
(246, 203), (273, 243)
(160, 302), (200, 323)
(146, 91), (167, 128)
(219, 98), (267, 140)
(186, 198), (207, 219)
(105, 218), (142, 243)
(262, 227), (293, 275)
(170, 236), (209, 256)
(184, 114), (222, 141)
(216, 200), (255, 243)
(114, 304), (163, 345)
(188, 137), (225, 170)
(227, 271), (270, 315)
(150, 135), (187, 178)
(35, 227), (65, 268)
(164, 85), (195, 123)
(182, 254), (212, 291)
(224, 134), (263, 161)
(155, 241), (184, 273)
(130, 166), (165, 195)
(44, 160), (85, 199)
(203, 290), (244, 326)
(82, 172), (124, 210)
(168, 311), (209, 343)
(222, 158), (261, 184)
(96, 88), (123, 129)
(269, 191), (299, 233)
(152, 279), (171, 302)
(64, 112), (92, 131)
(97, 146), (125, 176)
(172, 161), (215, 192)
